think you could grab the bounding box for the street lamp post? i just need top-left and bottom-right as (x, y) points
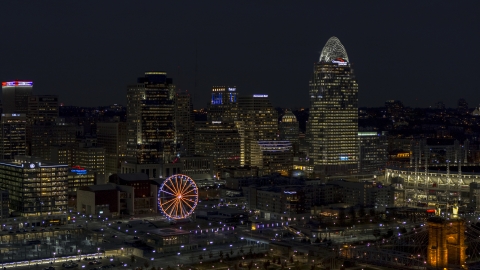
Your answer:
(53, 252), (56, 263)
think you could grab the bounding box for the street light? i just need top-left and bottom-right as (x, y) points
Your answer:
(53, 252), (56, 263)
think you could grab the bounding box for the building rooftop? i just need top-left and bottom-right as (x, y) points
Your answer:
(86, 183), (118, 191)
(117, 173), (149, 181)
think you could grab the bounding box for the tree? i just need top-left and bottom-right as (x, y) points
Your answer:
(373, 229), (381, 240)
(130, 255), (136, 263)
(219, 250), (224, 259)
(144, 261), (149, 269)
(199, 254), (203, 261)
(247, 261), (254, 270)
(369, 208), (375, 217)
(209, 251), (213, 258)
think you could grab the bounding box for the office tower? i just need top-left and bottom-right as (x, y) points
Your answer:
(0, 156), (68, 216)
(358, 131), (388, 173)
(195, 121), (242, 172)
(97, 121), (127, 180)
(1, 81), (33, 114)
(27, 95), (59, 159)
(174, 92), (195, 156)
(0, 113), (27, 160)
(279, 111), (299, 154)
(307, 36), (359, 174)
(124, 72), (175, 178)
(237, 94), (278, 166)
(27, 95), (59, 124)
(251, 141), (293, 176)
(207, 86), (238, 122)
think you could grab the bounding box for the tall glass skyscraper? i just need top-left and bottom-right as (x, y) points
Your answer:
(307, 36), (359, 174)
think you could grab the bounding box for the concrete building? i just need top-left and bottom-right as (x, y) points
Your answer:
(109, 173), (158, 215)
(78, 174), (159, 217)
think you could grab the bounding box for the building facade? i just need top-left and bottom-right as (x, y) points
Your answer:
(126, 72), (175, 170)
(237, 95), (278, 166)
(0, 113), (27, 160)
(174, 92), (195, 156)
(358, 131), (388, 173)
(195, 121), (242, 173)
(0, 156), (68, 216)
(97, 121), (127, 180)
(307, 36), (359, 175)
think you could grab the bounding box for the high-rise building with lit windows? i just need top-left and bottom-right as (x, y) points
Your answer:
(124, 72), (175, 178)
(237, 95), (278, 166)
(279, 111), (299, 154)
(174, 92), (195, 156)
(307, 36), (359, 174)
(0, 156), (68, 216)
(207, 86), (238, 122)
(0, 113), (27, 160)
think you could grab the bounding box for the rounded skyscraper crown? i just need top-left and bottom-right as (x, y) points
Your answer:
(319, 36), (349, 62)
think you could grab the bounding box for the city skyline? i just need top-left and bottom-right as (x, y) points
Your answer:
(0, 2), (479, 109)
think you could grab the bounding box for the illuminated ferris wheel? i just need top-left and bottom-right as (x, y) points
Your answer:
(158, 174), (198, 219)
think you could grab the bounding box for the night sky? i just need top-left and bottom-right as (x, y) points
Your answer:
(1, 1), (479, 109)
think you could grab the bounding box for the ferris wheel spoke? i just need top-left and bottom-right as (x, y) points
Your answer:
(174, 200), (182, 217)
(182, 189), (197, 195)
(183, 199), (195, 213)
(163, 200), (177, 214)
(182, 197), (196, 204)
(180, 203), (189, 216)
(172, 178), (182, 194)
(179, 178), (189, 194)
(169, 199), (179, 217)
(164, 181), (177, 194)
(178, 202), (186, 217)
(162, 197), (177, 209)
(159, 190), (175, 196)
(165, 199), (176, 216)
